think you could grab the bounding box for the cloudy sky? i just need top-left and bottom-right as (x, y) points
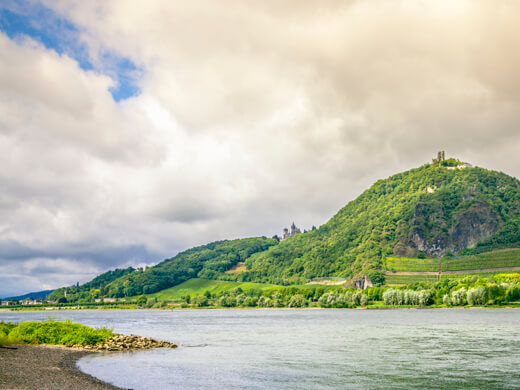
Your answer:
(1, 0), (520, 297)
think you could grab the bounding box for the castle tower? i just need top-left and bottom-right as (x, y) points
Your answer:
(433, 151), (446, 165)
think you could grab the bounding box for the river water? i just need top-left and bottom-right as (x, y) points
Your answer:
(1, 309), (520, 389)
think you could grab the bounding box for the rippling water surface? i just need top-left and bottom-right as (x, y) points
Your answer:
(2, 309), (520, 389)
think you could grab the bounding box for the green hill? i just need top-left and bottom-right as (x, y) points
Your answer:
(50, 237), (277, 301)
(243, 161), (520, 284)
(51, 157), (520, 301)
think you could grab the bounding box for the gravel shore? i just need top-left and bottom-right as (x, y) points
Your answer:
(0, 345), (124, 390)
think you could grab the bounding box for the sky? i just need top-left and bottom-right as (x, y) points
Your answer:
(1, 0), (520, 297)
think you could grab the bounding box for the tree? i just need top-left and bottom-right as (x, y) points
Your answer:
(137, 295), (147, 307)
(288, 294), (307, 308)
(192, 295), (209, 307)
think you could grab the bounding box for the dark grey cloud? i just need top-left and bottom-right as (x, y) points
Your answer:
(0, 241), (163, 297)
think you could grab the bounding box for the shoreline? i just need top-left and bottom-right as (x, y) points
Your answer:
(0, 344), (124, 390)
(1, 304), (519, 313)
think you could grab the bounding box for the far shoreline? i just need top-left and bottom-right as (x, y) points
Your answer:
(1, 305), (519, 314)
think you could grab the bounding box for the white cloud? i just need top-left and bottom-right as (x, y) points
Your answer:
(2, 0), (520, 296)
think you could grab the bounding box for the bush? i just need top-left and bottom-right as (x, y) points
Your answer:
(3, 320), (113, 346)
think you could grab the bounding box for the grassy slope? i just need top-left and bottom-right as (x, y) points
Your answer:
(385, 272), (511, 285)
(385, 249), (520, 285)
(147, 278), (338, 300)
(386, 249), (520, 272)
(148, 278), (280, 300)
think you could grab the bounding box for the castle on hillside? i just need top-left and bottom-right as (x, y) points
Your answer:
(272, 222), (301, 241)
(283, 222), (301, 240)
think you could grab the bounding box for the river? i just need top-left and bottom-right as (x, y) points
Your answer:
(1, 308), (520, 389)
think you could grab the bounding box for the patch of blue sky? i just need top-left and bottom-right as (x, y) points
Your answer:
(0, 0), (142, 101)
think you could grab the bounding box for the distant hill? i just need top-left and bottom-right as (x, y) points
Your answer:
(50, 156), (520, 301)
(3, 289), (55, 301)
(49, 237), (277, 301)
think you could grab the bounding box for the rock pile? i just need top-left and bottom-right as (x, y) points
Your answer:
(81, 334), (177, 352)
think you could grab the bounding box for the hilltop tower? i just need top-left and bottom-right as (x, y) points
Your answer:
(432, 150), (446, 165)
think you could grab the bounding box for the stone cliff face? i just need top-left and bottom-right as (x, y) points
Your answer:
(396, 199), (502, 258)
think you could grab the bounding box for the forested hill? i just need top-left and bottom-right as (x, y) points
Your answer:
(49, 237), (277, 301)
(244, 160), (520, 284)
(48, 267), (136, 301)
(49, 159), (520, 300)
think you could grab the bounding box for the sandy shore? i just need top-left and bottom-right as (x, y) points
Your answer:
(0, 344), (124, 390)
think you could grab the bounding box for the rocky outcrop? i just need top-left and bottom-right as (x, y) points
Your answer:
(449, 202), (501, 251)
(400, 200), (502, 257)
(81, 334), (177, 352)
(349, 276), (374, 290)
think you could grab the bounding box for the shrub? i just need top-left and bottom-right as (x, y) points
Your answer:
(4, 320), (113, 346)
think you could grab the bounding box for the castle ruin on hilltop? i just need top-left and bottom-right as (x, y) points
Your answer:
(432, 151), (472, 169)
(432, 150), (446, 164)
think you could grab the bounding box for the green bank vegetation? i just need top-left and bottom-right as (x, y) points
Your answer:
(0, 320), (113, 346)
(382, 273), (520, 307)
(158, 272), (520, 309)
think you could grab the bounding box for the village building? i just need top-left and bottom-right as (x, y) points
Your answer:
(21, 299), (43, 305)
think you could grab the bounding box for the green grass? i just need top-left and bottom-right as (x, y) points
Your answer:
(385, 274), (441, 285)
(385, 271), (515, 285)
(446, 250), (520, 271)
(386, 257), (442, 272)
(0, 320), (113, 346)
(386, 249), (520, 273)
(148, 278), (280, 300)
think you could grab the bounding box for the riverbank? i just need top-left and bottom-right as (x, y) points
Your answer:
(0, 344), (122, 390)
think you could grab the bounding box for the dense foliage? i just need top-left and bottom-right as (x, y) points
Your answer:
(177, 285), (370, 309)
(243, 164), (520, 284)
(56, 237), (277, 302)
(0, 320), (113, 346)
